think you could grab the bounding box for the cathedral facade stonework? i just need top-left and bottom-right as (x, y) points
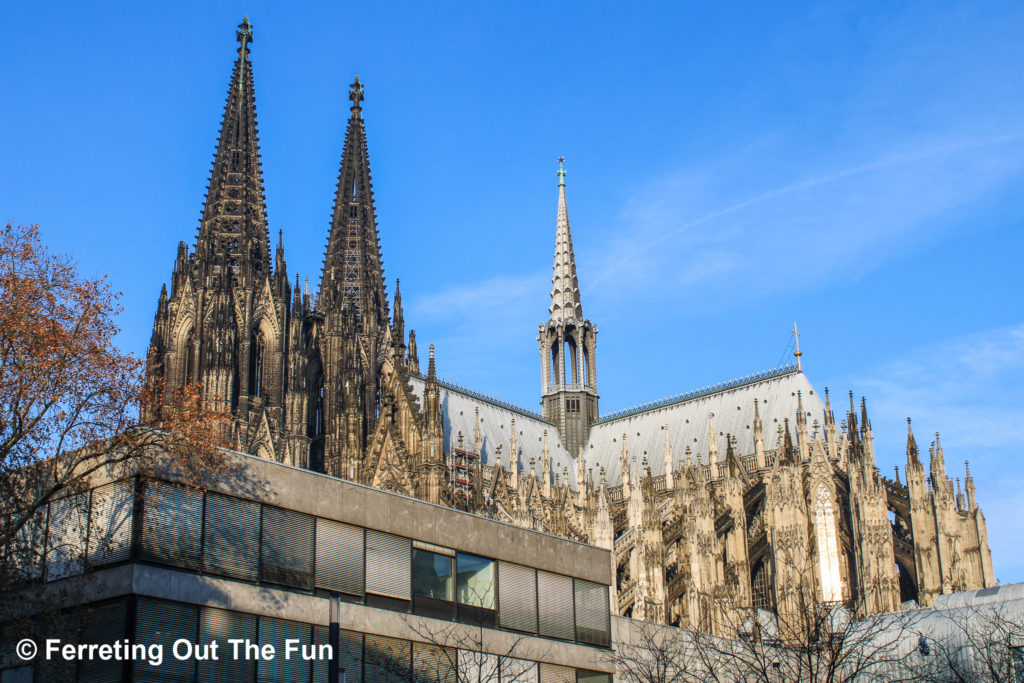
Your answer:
(146, 20), (995, 635)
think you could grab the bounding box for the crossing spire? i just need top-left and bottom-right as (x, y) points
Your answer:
(549, 157), (583, 322)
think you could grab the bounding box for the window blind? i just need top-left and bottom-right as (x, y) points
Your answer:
(411, 642), (457, 683)
(78, 599), (128, 683)
(312, 627), (362, 683)
(315, 518), (364, 596)
(134, 598), (198, 683)
(45, 492), (88, 580)
(538, 663), (575, 683)
(364, 634), (410, 683)
(203, 492), (260, 581)
(256, 616), (311, 683)
(139, 480), (203, 570)
(261, 506), (314, 588)
(198, 607), (256, 683)
(365, 530), (411, 600)
(498, 562), (537, 633)
(458, 650), (499, 683)
(537, 571), (574, 641)
(499, 657), (538, 683)
(87, 479), (134, 567)
(573, 579), (611, 647)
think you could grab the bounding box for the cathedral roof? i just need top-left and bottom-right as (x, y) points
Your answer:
(408, 376), (579, 489)
(582, 365), (826, 485)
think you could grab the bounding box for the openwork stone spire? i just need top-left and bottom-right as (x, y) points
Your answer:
(549, 157), (583, 322)
(320, 76), (389, 331)
(193, 17), (271, 287)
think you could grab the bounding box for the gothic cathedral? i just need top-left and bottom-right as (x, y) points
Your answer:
(146, 20), (995, 634)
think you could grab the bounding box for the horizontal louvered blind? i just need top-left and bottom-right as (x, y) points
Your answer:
(412, 642), (457, 683)
(315, 518), (364, 596)
(458, 650), (499, 683)
(88, 479), (134, 567)
(499, 657), (538, 683)
(134, 598), (198, 682)
(139, 480), (203, 570)
(576, 671), (612, 683)
(198, 607), (256, 683)
(46, 492), (88, 580)
(204, 492), (260, 581)
(261, 506), (314, 588)
(364, 634), (410, 683)
(78, 599), (128, 683)
(9, 507), (45, 581)
(538, 663), (575, 683)
(573, 579), (611, 647)
(365, 530), (411, 600)
(257, 616), (311, 683)
(312, 626), (362, 683)
(498, 562), (537, 633)
(537, 571), (574, 640)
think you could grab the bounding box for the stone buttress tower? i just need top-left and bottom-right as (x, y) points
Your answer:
(539, 160), (598, 458)
(317, 78), (392, 479)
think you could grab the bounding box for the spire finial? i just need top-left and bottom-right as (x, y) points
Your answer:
(349, 77), (365, 115)
(792, 322), (802, 371)
(237, 18), (253, 55)
(557, 156), (566, 187)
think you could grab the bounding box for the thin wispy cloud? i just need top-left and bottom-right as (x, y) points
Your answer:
(584, 132), (1024, 305)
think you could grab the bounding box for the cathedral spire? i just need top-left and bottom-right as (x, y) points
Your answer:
(193, 17), (271, 286)
(549, 157), (583, 322)
(320, 77), (388, 329)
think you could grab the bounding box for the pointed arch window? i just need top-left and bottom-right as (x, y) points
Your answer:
(814, 484), (843, 603)
(249, 331), (266, 399)
(181, 329), (194, 388)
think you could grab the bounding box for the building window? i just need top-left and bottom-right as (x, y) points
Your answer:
(457, 552), (496, 627)
(413, 548), (455, 620)
(751, 558), (771, 611)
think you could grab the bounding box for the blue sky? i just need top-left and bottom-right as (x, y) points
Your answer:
(2, 2), (1023, 581)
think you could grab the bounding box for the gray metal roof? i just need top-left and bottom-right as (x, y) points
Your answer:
(408, 376), (579, 489)
(582, 368), (827, 486)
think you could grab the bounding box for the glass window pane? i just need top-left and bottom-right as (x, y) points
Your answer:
(456, 553), (495, 609)
(413, 549), (453, 601)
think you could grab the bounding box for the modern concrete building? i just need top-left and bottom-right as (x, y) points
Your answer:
(0, 448), (614, 682)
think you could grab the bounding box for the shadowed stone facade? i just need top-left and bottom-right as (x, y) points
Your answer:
(146, 20), (995, 636)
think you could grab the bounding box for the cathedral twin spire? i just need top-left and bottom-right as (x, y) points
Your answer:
(193, 18), (271, 287)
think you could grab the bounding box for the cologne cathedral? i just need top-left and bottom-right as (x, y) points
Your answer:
(146, 20), (995, 633)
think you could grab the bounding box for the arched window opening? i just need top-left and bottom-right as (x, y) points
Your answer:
(249, 331), (266, 399)
(181, 329), (194, 388)
(565, 338), (578, 385)
(549, 341), (559, 386)
(582, 345), (590, 388)
(814, 484), (843, 602)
